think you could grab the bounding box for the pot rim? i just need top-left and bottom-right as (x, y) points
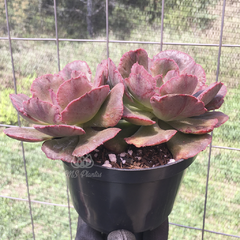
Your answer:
(89, 157), (186, 172)
(63, 156), (196, 183)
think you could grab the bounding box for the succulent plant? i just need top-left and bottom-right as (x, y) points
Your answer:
(4, 48), (228, 163)
(4, 60), (124, 163)
(106, 48), (229, 160)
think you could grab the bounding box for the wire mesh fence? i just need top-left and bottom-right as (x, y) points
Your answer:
(0, 0), (239, 239)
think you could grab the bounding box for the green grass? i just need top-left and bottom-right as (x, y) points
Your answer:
(0, 133), (78, 239)
(1, 44), (240, 239)
(1, 55), (240, 239)
(0, 135), (239, 239)
(0, 1), (240, 238)
(0, 84), (239, 239)
(169, 150), (240, 239)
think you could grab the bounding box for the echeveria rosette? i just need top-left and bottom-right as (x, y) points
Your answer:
(4, 60), (124, 162)
(107, 48), (229, 160)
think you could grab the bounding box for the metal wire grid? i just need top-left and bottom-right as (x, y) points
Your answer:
(0, 0), (239, 239)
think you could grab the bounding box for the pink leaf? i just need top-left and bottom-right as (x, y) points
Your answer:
(56, 74), (92, 109)
(198, 82), (223, 106)
(154, 74), (164, 88)
(153, 50), (206, 91)
(159, 74), (198, 96)
(4, 127), (52, 142)
(167, 117), (218, 134)
(71, 70), (82, 79)
(59, 60), (92, 81)
(104, 123), (139, 153)
(61, 85), (110, 125)
(153, 50), (194, 71)
(151, 94), (206, 121)
(122, 105), (156, 126)
(205, 84), (227, 110)
(34, 124), (86, 137)
(125, 63), (157, 109)
(167, 132), (212, 160)
(118, 48), (149, 79)
(125, 122), (177, 148)
(23, 98), (61, 124)
(10, 93), (30, 109)
(93, 59), (109, 87)
(49, 89), (58, 106)
(31, 74), (64, 102)
(85, 83), (124, 127)
(42, 136), (79, 162)
(181, 63), (206, 93)
(72, 128), (121, 157)
(196, 111), (229, 128)
(163, 69), (179, 83)
(10, 94), (43, 124)
(150, 58), (179, 77)
(108, 57), (135, 103)
(108, 58), (124, 87)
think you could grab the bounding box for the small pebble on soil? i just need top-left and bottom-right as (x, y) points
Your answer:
(90, 143), (173, 169)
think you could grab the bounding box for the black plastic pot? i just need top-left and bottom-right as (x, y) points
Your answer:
(63, 156), (196, 234)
